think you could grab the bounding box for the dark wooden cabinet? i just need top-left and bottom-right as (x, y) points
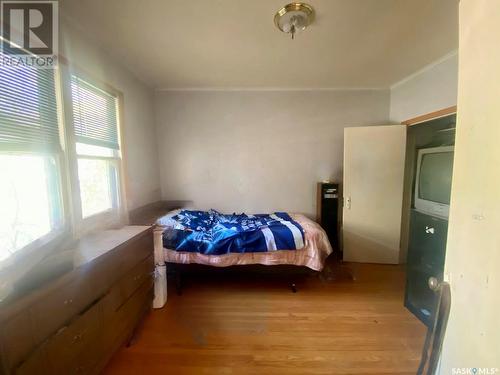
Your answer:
(403, 114), (455, 327)
(0, 226), (154, 375)
(316, 182), (339, 250)
(405, 210), (448, 327)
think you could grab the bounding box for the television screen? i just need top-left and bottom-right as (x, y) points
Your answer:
(418, 152), (454, 204)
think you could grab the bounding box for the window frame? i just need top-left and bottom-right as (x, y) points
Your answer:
(0, 49), (129, 298)
(0, 150), (69, 268)
(76, 152), (120, 218)
(58, 64), (128, 237)
(0, 60), (74, 264)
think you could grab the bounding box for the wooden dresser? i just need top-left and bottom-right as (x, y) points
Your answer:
(0, 226), (154, 375)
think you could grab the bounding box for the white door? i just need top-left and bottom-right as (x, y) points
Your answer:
(343, 125), (406, 264)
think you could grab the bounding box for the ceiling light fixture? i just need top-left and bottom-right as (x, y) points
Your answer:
(274, 2), (315, 40)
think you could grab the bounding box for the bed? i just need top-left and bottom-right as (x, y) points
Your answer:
(152, 209), (333, 302)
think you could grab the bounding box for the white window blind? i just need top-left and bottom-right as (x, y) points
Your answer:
(0, 63), (60, 151)
(70, 76), (120, 150)
(0, 53), (64, 259)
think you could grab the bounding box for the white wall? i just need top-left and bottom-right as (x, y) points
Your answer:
(440, 0), (500, 371)
(155, 90), (389, 218)
(390, 52), (458, 123)
(60, 20), (161, 211)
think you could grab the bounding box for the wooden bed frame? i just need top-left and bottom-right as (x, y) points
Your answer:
(149, 210), (338, 306)
(166, 261), (321, 295)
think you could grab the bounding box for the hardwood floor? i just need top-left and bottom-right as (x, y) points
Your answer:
(104, 261), (426, 374)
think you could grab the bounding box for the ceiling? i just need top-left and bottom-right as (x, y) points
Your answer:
(60, 0), (458, 89)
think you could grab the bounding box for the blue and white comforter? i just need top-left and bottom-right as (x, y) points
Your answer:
(160, 209), (305, 255)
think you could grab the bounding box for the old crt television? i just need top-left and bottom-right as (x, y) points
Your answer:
(414, 146), (454, 219)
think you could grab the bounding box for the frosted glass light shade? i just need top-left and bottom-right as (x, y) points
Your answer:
(274, 3), (315, 38)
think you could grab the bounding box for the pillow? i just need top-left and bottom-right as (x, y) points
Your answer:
(156, 209), (183, 228)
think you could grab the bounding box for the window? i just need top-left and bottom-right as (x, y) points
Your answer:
(69, 75), (122, 221)
(0, 61), (64, 260)
(0, 54), (125, 264)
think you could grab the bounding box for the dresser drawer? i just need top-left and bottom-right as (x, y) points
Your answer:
(119, 278), (153, 332)
(101, 283), (123, 318)
(70, 342), (101, 375)
(47, 344), (99, 375)
(100, 285), (128, 348)
(31, 277), (92, 344)
(99, 277), (153, 357)
(13, 344), (50, 375)
(85, 250), (120, 296)
(45, 301), (101, 375)
(120, 255), (154, 302)
(118, 233), (153, 276)
(0, 310), (36, 370)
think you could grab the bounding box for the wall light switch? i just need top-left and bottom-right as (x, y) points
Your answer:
(345, 196), (351, 209)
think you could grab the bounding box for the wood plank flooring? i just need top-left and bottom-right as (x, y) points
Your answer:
(104, 262), (426, 374)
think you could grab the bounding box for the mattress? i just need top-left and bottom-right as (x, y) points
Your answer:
(156, 210), (333, 271)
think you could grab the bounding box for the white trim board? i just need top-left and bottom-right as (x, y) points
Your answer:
(390, 50), (458, 90)
(155, 87), (388, 92)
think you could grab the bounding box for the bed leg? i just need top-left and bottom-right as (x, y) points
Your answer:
(290, 282), (297, 293)
(175, 267), (183, 296)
